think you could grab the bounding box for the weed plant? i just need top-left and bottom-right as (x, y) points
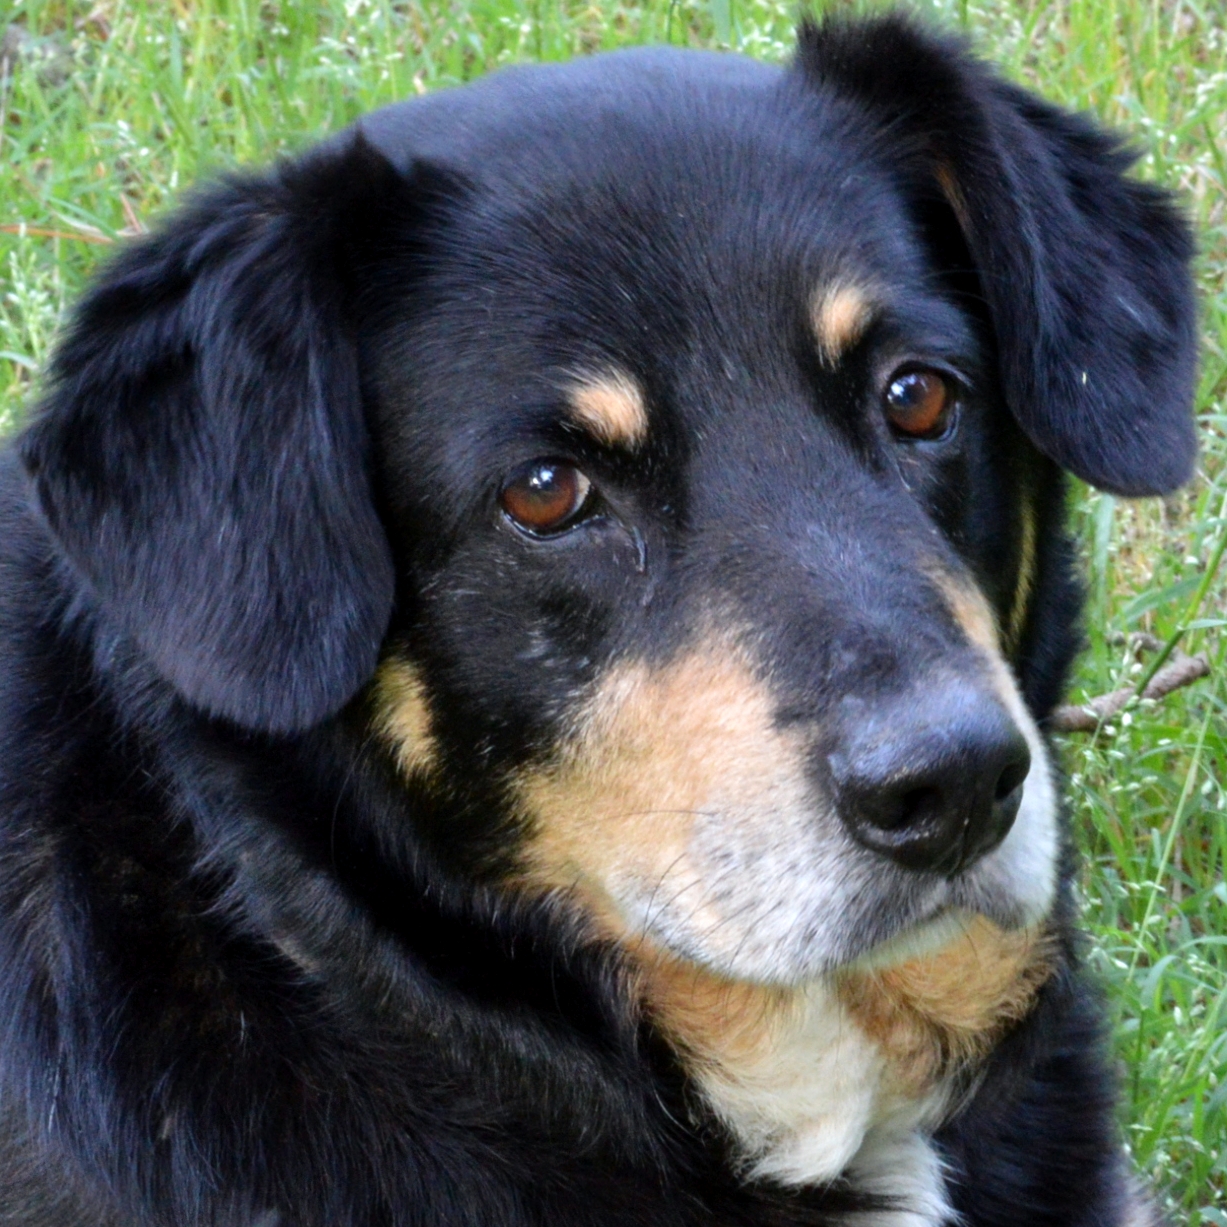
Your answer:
(1, 0), (1224, 1218)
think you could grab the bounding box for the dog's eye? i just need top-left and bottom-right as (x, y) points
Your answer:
(884, 369), (957, 440)
(500, 461), (594, 535)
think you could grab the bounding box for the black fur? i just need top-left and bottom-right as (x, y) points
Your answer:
(20, 145), (399, 733)
(0, 15), (1195, 1226)
(796, 19), (1198, 497)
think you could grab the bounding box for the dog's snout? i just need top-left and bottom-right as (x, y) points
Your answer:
(829, 681), (1031, 876)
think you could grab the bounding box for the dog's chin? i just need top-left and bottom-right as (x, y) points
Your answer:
(838, 906), (965, 972)
(638, 891), (1043, 988)
(845, 905), (1009, 974)
(618, 842), (1056, 987)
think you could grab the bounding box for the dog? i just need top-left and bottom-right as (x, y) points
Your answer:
(0, 13), (1197, 1226)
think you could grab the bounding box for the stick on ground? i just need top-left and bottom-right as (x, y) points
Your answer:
(1048, 634), (1210, 733)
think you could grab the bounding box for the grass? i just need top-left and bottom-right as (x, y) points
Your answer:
(2, 0), (1224, 1218)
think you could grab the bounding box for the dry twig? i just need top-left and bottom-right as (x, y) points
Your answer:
(1048, 633), (1210, 733)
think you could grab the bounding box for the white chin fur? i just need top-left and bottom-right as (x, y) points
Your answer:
(850, 909), (978, 974)
(845, 1127), (957, 1226)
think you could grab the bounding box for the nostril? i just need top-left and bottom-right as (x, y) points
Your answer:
(894, 785), (941, 831)
(993, 754), (1030, 803)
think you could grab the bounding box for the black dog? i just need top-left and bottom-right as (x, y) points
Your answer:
(0, 14), (1196, 1226)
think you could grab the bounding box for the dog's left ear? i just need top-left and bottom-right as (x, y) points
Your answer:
(798, 16), (1198, 496)
(21, 138), (406, 733)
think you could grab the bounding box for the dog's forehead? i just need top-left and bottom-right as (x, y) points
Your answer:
(358, 47), (790, 179)
(363, 50), (957, 462)
(358, 47), (918, 286)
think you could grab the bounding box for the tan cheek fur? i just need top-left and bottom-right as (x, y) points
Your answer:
(380, 596), (1052, 1183)
(931, 569), (1045, 756)
(566, 371), (649, 450)
(512, 631), (1053, 1177)
(372, 656), (438, 780)
(932, 569), (1002, 658)
(629, 941), (795, 1069)
(512, 642), (803, 936)
(812, 283), (876, 367)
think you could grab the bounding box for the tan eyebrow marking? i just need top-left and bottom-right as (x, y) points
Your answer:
(811, 283), (877, 367)
(566, 371), (649, 449)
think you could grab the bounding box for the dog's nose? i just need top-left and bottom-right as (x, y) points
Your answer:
(828, 680), (1031, 875)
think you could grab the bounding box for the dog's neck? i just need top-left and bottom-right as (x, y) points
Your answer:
(629, 919), (1053, 1218)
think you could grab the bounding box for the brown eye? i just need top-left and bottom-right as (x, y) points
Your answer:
(500, 461), (593, 535)
(884, 369), (956, 439)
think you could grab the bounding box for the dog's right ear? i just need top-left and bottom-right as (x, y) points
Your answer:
(797, 15), (1198, 498)
(20, 137), (413, 734)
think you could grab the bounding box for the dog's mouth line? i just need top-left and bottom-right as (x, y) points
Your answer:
(600, 859), (1023, 980)
(843, 903), (980, 973)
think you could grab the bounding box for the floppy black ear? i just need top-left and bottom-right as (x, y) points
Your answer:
(20, 137), (402, 733)
(797, 15), (1198, 496)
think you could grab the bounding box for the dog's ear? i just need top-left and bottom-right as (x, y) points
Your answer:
(21, 137), (406, 733)
(797, 16), (1198, 496)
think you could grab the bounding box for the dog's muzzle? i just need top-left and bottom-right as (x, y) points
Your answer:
(827, 677), (1031, 876)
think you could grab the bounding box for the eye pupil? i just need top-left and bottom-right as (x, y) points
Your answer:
(500, 462), (592, 534)
(885, 370), (954, 439)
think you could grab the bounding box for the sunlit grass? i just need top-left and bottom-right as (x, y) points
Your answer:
(2, 0), (1224, 1217)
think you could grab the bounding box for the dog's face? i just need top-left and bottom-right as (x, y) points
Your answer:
(22, 24), (1196, 992)
(363, 82), (1059, 981)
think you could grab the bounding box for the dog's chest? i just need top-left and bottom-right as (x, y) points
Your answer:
(636, 920), (1052, 1224)
(668, 976), (953, 1225)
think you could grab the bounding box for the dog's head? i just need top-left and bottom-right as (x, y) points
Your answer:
(21, 18), (1195, 985)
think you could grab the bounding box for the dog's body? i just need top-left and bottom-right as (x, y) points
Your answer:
(0, 16), (1197, 1226)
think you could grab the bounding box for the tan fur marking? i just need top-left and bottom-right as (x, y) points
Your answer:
(566, 371), (648, 449)
(513, 621), (1055, 1191)
(934, 161), (973, 235)
(930, 570), (1002, 656)
(630, 942), (794, 1068)
(812, 283), (876, 367)
(514, 641), (800, 938)
(372, 657), (438, 779)
(837, 917), (1055, 1094)
(624, 938), (898, 1188)
(930, 570), (1046, 756)
(1006, 494), (1037, 653)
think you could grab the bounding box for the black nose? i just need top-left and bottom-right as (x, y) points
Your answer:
(828, 679), (1031, 875)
